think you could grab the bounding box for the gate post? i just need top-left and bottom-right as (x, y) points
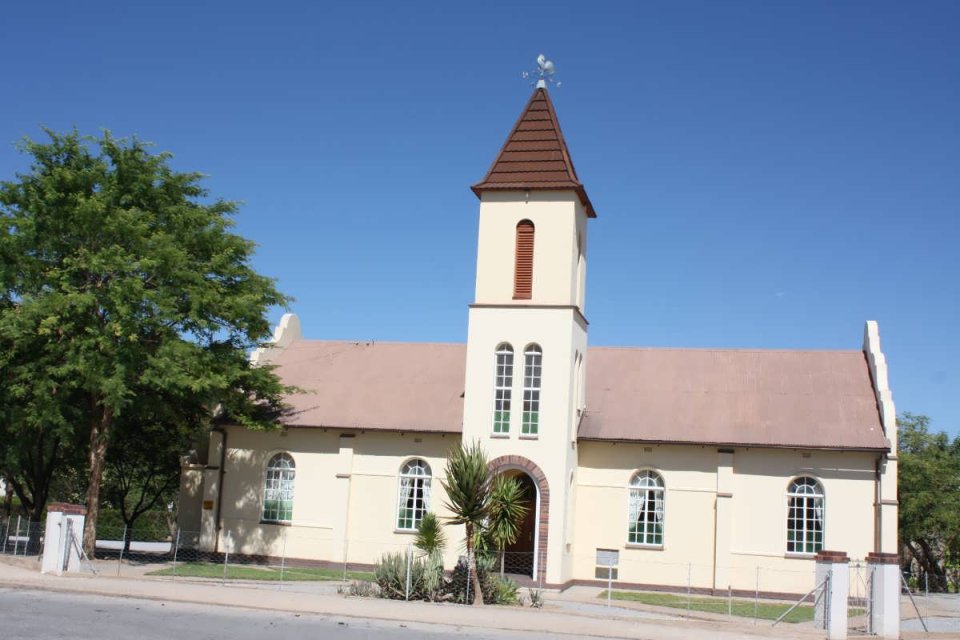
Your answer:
(815, 550), (849, 640)
(41, 503), (87, 575)
(866, 552), (900, 638)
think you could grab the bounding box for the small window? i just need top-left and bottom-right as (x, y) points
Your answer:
(787, 477), (824, 554)
(522, 345), (542, 436)
(397, 459), (432, 530)
(628, 470), (664, 546)
(513, 220), (535, 299)
(262, 453), (295, 523)
(493, 344), (514, 434)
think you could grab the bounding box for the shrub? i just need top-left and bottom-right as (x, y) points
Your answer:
(338, 580), (377, 597)
(375, 551), (427, 600)
(487, 575), (520, 605)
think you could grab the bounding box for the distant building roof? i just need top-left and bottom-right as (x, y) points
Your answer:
(269, 340), (888, 451)
(471, 87), (596, 218)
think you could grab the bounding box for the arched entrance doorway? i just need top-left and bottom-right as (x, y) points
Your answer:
(498, 470), (537, 577)
(488, 455), (550, 583)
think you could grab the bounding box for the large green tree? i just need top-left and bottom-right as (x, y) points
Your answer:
(0, 129), (291, 555)
(898, 412), (960, 591)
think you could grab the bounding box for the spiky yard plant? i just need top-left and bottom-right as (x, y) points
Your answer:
(414, 512), (447, 555)
(441, 440), (492, 605)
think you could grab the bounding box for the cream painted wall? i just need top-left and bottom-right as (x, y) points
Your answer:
(474, 191), (586, 308)
(462, 305), (586, 584)
(209, 426), (464, 568)
(573, 442), (882, 595)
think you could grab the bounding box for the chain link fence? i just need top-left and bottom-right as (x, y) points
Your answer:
(0, 515), (44, 558)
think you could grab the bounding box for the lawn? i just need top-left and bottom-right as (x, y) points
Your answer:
(147, 562), (374, 582)
(598, 589), (818, 623)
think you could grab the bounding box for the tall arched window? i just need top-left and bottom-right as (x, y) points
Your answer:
(262, 453), (295, 523)
(493, 343), (514, 434)
(522, 345), (542, 436)
(513, 220), (535, 299)
(397, 459), (432, 530)
(787, 477), (824, 554)
(628, 470), (664, 546)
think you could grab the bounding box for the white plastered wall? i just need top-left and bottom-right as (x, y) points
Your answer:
(574, 442), (881, 595)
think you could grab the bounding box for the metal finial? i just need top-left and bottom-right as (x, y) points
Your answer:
(521, 53), (562, 89)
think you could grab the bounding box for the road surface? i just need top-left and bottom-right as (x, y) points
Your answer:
(0, 587), (583, 640)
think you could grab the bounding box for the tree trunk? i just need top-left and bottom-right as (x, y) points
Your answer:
(2, 479), (12, 518)
(465, 523), (484, 605)
(82, 403), (113, 557)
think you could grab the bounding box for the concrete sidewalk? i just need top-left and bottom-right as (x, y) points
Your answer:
(0, 557), (822, 640)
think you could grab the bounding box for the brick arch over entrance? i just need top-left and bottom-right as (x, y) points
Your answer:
(488, 455), (549, 582)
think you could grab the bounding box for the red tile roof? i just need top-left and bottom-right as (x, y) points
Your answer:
(472, 87), (596, 217)
(269, 340), (889, 451)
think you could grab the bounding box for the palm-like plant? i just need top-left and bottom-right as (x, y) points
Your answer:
(414, 512), (447, 555)
(441, 440), (492, 605)
(487, 475), (529, 577)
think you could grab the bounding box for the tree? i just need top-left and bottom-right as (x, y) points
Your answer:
(441, 441), (491, 605)
(101, 390), (207, 550)
(487, 475), (528, 577)
(898, 412), (960, 591)
(0, 129), (291, 555)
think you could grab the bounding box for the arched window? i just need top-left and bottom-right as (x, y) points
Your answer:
(628, 470), (664, 546)
(493, 343), (514, 434)
(397, 459), (432, 530)
(262, 453), (295, 523)
(787, 477), (824, 554)
(522, 345), (542, 436)
(513, 220), (535, 299)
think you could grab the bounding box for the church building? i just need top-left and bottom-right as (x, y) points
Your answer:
(180, 82), (898, 596)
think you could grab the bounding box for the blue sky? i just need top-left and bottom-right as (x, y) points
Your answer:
(2, 1), (958, 436)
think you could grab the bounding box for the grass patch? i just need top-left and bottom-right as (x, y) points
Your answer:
(147, 562), (374, 582)
(599, 590), (818, 623)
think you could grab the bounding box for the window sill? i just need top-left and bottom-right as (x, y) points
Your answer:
(625, 543), (663, 551)
(394, 528), (418, 535)
(260, 520), (292, 527)
(519, 434), (539, 440)
(784, 552), (818, 559)
(490, 433), (510, 439)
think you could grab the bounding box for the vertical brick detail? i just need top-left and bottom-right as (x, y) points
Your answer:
(488, 455), (550, 583)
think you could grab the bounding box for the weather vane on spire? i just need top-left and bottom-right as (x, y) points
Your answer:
(522, 54), (561, 89)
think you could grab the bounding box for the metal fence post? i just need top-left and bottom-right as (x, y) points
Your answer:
(117, 525), (127, 576)
(223, 548), (229, 585)
(2, 517), (9, 554)
(13, 516), (21, 555)
(686, 563), (692, 615)
(606, 558), (613, 607)
(279, 528), (287, 590)
(464, 553), (469, 604)
(404, 544), (412, 601)
(342, 538), (349, 581)
(171, 528), (181, 579)
(754, 565), (760, 624)
(727, 585), (732, 617)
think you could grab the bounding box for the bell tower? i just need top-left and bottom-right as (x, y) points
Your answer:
(462, 80), (595, 584)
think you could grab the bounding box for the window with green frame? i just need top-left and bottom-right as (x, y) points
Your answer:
(628, 470), (664, 546)
(493, 344), (513, 433)
(262, 453), (295, 523)
(786, 477), (824, 554)
(521, 345), (542, 435)
(396, 459), (431, 530)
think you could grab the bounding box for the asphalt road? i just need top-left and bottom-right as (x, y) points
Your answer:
(0, 587), (577, 640)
